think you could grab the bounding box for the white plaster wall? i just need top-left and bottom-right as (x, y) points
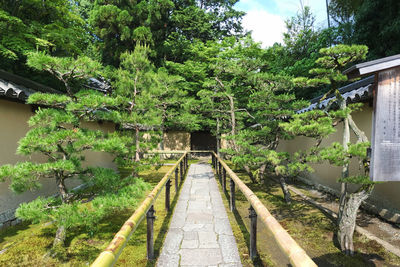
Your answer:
(279, 103), (400, 210)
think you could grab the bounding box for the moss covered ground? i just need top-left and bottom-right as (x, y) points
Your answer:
(0, 160), (197, 266)
(217, 162), (400, 267)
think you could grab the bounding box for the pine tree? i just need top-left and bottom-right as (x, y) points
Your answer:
(226, 73), (313, 203)
(110, 44), (163, 174)
(291, 44), (372, 255)
(0, 52), (149, 253)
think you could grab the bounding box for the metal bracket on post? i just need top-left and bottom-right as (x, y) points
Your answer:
(230, 178), (235, 211)
(146, 205), (156, 260)
(175, 167), (179, 192)
(222, 168), (227, 193)
(165, 180), (171, 212)
(249, 205), (257, 260)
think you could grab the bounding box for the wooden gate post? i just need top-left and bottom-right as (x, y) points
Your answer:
(222, 168), (227, 193)
(249, 205), (257, 260)
(212, 154), (215, 168)
(230, 178), (236, 211)
(146, 205), (156, 260)
(175, 167), (179, 191)
(165, 180), (171, 211)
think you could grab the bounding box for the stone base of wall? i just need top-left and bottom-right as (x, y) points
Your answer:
(0, 183), (89, 231)
(296, 175), (400, 224)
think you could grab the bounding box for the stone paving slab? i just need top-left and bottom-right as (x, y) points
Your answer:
(157, 163), (242, 267)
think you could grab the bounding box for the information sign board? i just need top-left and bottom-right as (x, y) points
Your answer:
(371, 67), (400, 181)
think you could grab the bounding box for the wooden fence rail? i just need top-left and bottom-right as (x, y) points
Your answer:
(91, 152), (188, 267)
(211, 152), (317, 267)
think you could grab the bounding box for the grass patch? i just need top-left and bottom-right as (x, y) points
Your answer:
(216, 162), (400, 267)
(0, 163), (187, 266)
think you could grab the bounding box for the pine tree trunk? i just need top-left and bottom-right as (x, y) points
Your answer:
(339, 101), (350, 223)
(337, 185), (373, 255)
(338, 182), (348, 222)
(216, 117), (220, 156)
(258, 164), (266, 184)
(243, 165), (256, 183)
(53, 225), (66, 248)
(279, 176), (291, 204)
(135, 125), (140, 162)
(55, 175), (68, 203)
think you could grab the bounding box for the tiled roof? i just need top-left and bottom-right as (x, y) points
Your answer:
(0, 69), (61, 102)
(0, 78), (37, 101)
(85, 77), (112, 94)
(0, 70), (111, 102)
(297, 76), (374, 113)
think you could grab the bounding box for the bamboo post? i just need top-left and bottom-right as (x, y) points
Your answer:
(146, 205), (156, 260)
(91, 153), (187, 267)
(222, 168), (227, 193)
(249, 205), (257, 260)
(175, 167), (179, 192)
(165, 180), (171, 212)
(230, 178), (236, 211)
(204, 153), (317, 267)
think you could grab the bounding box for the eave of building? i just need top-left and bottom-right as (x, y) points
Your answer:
(344, 54), (400, 79)
(297, 75), (374, 113)
(0, 70), (111, 103)
(0, 69), (62, 102)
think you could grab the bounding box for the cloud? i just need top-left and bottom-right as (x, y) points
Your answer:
(273, 0), (328, 27)
(236, 0), (329, 47)
(242, 10), (286, 48)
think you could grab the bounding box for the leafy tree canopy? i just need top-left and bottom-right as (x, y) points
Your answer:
(89, 0), (244, 66)
(0, 0), (89, 68)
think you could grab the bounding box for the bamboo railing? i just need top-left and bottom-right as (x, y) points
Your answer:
(211, 152), (317, 267)
(91, 152), (189, 267)
(92, 150), (316, 267)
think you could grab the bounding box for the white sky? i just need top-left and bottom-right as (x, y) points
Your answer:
(235, 0), (328, 47)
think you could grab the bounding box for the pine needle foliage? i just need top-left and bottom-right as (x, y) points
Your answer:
(0, 52), (150, 250)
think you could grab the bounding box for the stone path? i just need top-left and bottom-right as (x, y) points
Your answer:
(157, 163), (242, 267)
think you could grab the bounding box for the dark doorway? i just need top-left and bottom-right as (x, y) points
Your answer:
(191, 131), (217, 152)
